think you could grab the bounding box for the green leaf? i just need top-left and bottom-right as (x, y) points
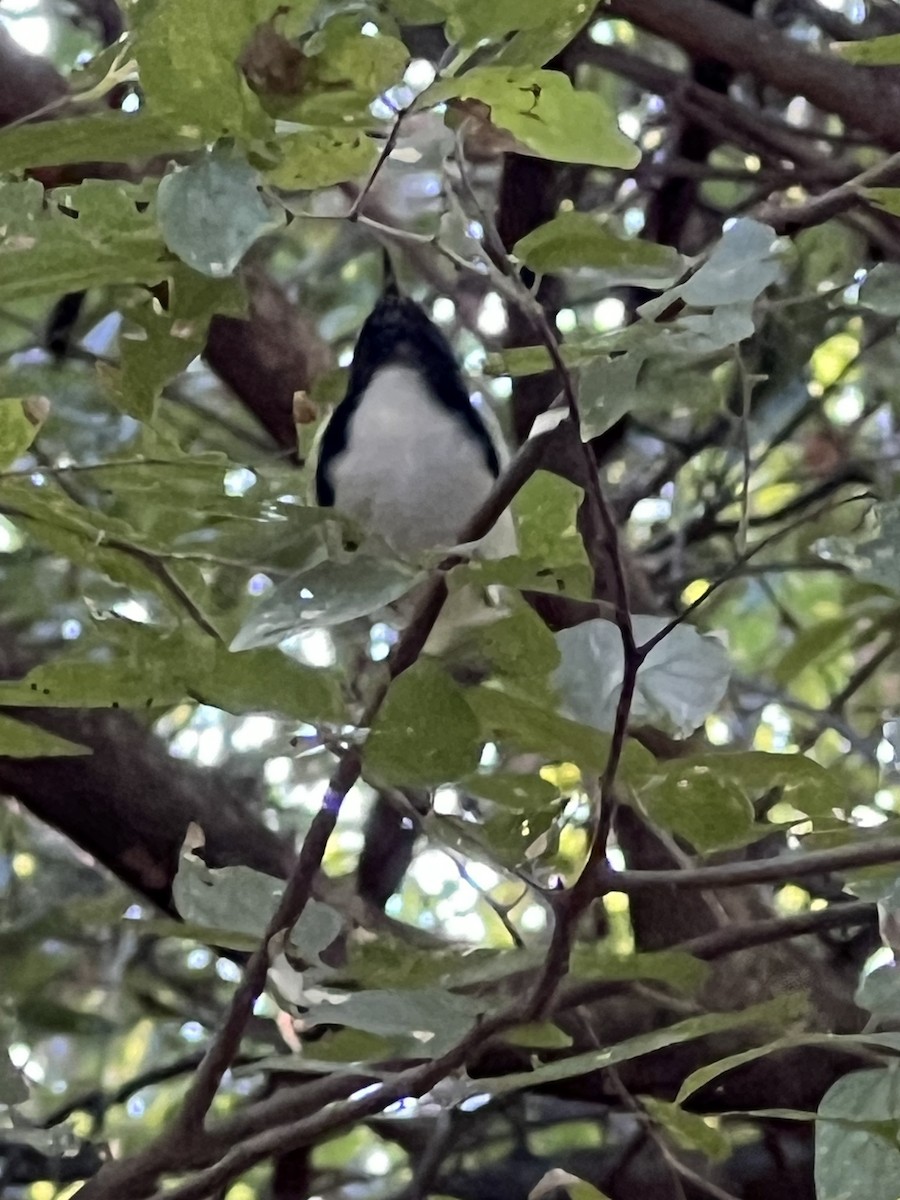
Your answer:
(0, 180), (171, 302)
(467, 686), (610, 772)
(172, 844), (343, 962)
(156, 148), (285, 278)
(0, 1050), (28, 1106)
(817, 500), (900, 594)
(641, 1098), (730, 1162)
(816, 1067), (900, 1200)
(663, 751), (844, 820)
(530, 1169), (611, 1200)
(641, 761), (757, 854)
(771, 615), (856, 689)
(231, 551), (424, 650)
(195, 644), (343, 723)
(505, 1022), (572, 1049)
(578, 351), (648, 440)
(674, 1028), (900, 1104)
(0, 112), (204, 175)
(427, 67), (639, 168)
(496, 0), (596, 68)
(463, 770), (558, 811)
(865, 188), (900, 218)
(570, 946), (709, 995)
(287, 16), (409, 124)
(465, 603), (560, 686)
(553, 617), (731, 739)
(266, 127), (377, 190)
(859, 262), (900, 315)
(133, 0), (280, 139)
(0, 715), (90, 759)
(0, 397), (46, 471)
(640, 218), (781, 315)
(103, 269), (244, 422)
(365, 659), (482, 786)
(512, 471), (592, 597)
(514, 212), (682, 284)
(468, 993), (809, 1098)
(856, 964), (900, 1021)
(834, 34), (900, 64)
(446, 0), (564, 46)
(0, 659), (185, 710)
(299, 985), (486, 1057)
(484, 340), (623, 377)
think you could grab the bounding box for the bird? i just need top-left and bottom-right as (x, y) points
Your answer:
(313, 282), (517, 653)
(314, 286), (516, 564)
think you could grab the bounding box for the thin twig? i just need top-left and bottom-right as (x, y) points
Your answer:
(347, 106), (410, 221)
(637, 491), (871, 658)
(601, 837), (900, 892)
(760, 148), (900, 233)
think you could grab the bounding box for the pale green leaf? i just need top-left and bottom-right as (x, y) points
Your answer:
(554, 617), (731, 739)
(816, 1067), (900, 1200)
(570, 946), (709, 995)
(0, 660), (184, 710)
(856, 964), (900, 1021)
(641, 763), (757, 854)
(300, 985), (486, 1057)
(512, 470), (591, 596)
(156, 149), (285, 278)
(172, 846), (343, 962)
(675, 1029), (900, 1104)
(231, 552), (424, 650)
(639, 218), (781, 316)
(103, 269), (244, 422)
(288, 16), (409, 124)
(468, 686), (609, 772)
(859, 262), (900, 315)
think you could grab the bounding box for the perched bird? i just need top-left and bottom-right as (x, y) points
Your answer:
(315, 288), (516, 563)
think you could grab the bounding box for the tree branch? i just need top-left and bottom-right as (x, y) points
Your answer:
(605, 0), (900, 150)
(604, 837), (900, 891)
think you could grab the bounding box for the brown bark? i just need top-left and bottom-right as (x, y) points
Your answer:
(607, 0), (900, 148)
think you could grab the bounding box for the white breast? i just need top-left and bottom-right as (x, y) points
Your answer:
(328, 365), (516, 560)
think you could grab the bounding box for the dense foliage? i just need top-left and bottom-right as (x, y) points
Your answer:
(4, 1), (900, 1197)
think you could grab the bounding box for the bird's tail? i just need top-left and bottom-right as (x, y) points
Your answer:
(381, 245), (400, 298)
